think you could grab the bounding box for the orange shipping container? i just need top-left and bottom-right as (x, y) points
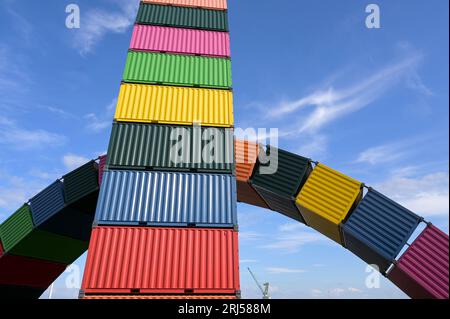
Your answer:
(235, 140), (269, 209)
(81, 227), (240, 295)
(141, 0), (227, 10)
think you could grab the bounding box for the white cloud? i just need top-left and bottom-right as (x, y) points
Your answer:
(0, 171), (46, 213)
(311, 287), (363, 298)
(73, 0), (139, 55)
(266, 267), (306, 274)
(355, 144), (407, 165)
(262, 231), (327, 252)
(85, 98), (116, 133)
(0, 116), (66, 150)
(354, 137), (431, 165)
(297, 134), (328, 160)
(278, 223), (305, 232)
(63, 154), (89, 170)
(376, 170), (449, 217)
(240, 259), (259, 264)
(239, 231), (263, 241)
(40, 105), (78, 120)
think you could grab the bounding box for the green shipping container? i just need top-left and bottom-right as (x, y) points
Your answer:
(63, 161), (99, 205)
(123, 51), (232, 89)
(0, 205), (87, 264)
(7, 230), (88, 265)
(0, 205), (34, 252)
(137, 3), (228, 32)
(107, 122), (234, 173)
(63, 161), (99, 213)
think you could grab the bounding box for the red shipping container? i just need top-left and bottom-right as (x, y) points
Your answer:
(388, 225), (449, 299)
(98, 155), (107, 186)
(0, 254), (67, 288)
(235, 140), (269, 209)
(81, 227), (240, 295)
(130, 25), (231, 57)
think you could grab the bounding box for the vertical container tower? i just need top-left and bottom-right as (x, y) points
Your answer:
(80, 0), (240, 299)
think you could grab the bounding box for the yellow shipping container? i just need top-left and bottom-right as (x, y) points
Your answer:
(295, 163), (363, 244)
(115, 84), (234, 127)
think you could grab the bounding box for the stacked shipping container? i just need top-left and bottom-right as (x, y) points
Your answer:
(81, 0), (239, 299)
(0, 160), (101, 298)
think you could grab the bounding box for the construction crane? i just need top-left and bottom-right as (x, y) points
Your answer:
(247, 268), (270, 299)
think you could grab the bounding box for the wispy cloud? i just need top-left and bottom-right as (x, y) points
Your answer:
(262, 231), (326, 252)
(0, 116), (67, 150)
(63, 154), (90, 171)
(0, 171), (46, 213)
(39, 105), (78, 120)
(0, 44), (31, 94)
(85, 98), (116, 133)
(269, 54), (423, 135)
(240, 259), (259, 264)
(311, 287), (363, 298)
(267, 267), (306, 274)
(354, 136), (437, 166)
(73, 0), (139, 55)
(261, 223), (326, 252)
(375, 168), (449, 217)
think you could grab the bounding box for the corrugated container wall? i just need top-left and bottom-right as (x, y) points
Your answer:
(234, 140), (268, 209)
(95, 170), (237, 227)
(115, 84), (234, 127)
(0, 205), (34, 253)
(250, 146), (311, 222)
(63, 161), (99, 205)
(29, 181), (65, 227)
(123, 52), (232, 89)
(342, 189), (421, 273)
(98, 155), (107, 186)
(253, 185), (304, 222)
(388, 225), (449, 299)
(251, 147), (311, 198)
(130, 25), (231, 57)
(82, 227), (240, 295)
(137, 4), (229, 31)
(0, 239), (4, 257)
(141, 0), (227, 10)
(296, 164), (363, 244)
(106, 123), (234, 173)
(0, 255), (66, 288)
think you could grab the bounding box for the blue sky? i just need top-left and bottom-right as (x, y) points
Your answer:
(0, 0), (448, 299)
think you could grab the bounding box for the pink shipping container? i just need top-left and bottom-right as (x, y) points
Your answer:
(98, 155), (107, 186)
(130, 25), (231, 57)
(388, 225), (449, 299)
(81, 227), (240, 295)
(141, 0), (227, 10)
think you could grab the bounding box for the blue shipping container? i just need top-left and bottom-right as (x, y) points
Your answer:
(94, 170), (237, 228)
(342, 189), (422, 273)
(29, 181), (65, 227)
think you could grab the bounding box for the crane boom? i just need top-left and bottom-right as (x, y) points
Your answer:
(247, 268), (270, 299)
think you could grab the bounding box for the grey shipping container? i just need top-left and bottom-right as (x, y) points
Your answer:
(251, 146), (312, 198)
(252, 184), (306, 224)
(28, 180), (65, 227)
(94, 170), (237, 228)
(136, 3), (229, 32)
(106, 122), (234, 173)
(342, 189), (422, 273)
